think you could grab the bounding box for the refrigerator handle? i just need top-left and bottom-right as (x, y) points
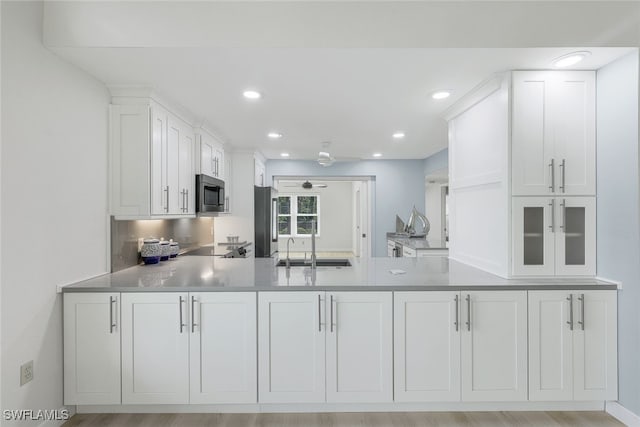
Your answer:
(271, 198), (278, 242)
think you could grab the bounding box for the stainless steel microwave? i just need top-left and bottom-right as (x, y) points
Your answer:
(196, 174), (225, 215)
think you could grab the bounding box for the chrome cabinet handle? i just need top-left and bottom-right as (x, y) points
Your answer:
(164, 186), (170, 212)
(186, 190), (189, 213)
(318, 294), (322, 332)
(454, 294), (459, 332)
(109, 296), (117, 333)
(549, 159), (555, 192)
(549, 199), (555, 232)
(225, 196), (229, 212)
(559, 159), (566, 193)
(465, 294), (471, 331)
(560, 199), (566, 232)
(578, 293), (585, 330)
(330, 295), (335, 332)
(191, 295), (197, 333)
(567, 294), (574, 330)
(179, 296), (186, 333)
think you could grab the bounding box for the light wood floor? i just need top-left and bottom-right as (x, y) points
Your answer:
(63, 411), (623, 427)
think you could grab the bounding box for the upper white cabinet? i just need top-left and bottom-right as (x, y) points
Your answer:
(512, 71), (596, 196)
(529, 290), (617, 401)
(64, 293), (121, 405)
(196, 129), (225, 181)
(110, 99), (195, 219)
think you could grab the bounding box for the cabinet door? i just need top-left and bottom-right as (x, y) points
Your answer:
(528, 291), (573, 401)
(122, 293), (189, 404)
(190, 292), (257, 404)
(512, 71), (555, 196)
(394, 292), (461, 402)
(214, 148), (225, 180)
(326, 292), (393, 403)
(178, 126), (195, 214)
(64, 293), (121, 405)
(258, 292), (325, 403)
(461, 291), (527, 401)
(150, 106), (168, 215)
(551, 71), (596, 196)
(555, 197), (596, 276)
(199, 136), (215, 177)
(573, 291), (617, 401)
(512, 197), (555, 276)
(166, 117), (183, 214)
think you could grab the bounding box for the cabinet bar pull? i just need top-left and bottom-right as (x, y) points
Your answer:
(454, 294), (459, 332)
(560, 159), (566, 193)
(578, 293), (585, 330)
(191, 295), (197, 333)
(179, 296), (185, 333)
(330, 295), (335, 332)
(560, 199), (566, 232)
(318, 294), (322, 332)
(164, 186), (170, 212)
(549, 159), (555, 192)
(465, 294), (471, 331)
(567, 294), (574, 330)
(549, 199), (555, 232)
(186, 189), (189, 213)
(109, 296), (116, 333)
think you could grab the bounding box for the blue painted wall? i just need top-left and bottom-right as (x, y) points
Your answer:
(423, 148), (448, 175)
(265, 159), (426, 257)
(596, 51), (640, 415)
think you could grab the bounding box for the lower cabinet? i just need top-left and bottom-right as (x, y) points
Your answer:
(528, 290), (617, 401)
(258, 291), (393, 403)
(63, 293), (121, 405)
(394, 291), (528, 402)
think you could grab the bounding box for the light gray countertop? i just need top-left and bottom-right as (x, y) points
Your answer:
(63, 256), (616, 292)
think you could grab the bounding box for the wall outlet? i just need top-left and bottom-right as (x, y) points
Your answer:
(20, 360), (33, 386)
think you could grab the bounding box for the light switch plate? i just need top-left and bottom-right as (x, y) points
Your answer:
(20, 360), (33, 386)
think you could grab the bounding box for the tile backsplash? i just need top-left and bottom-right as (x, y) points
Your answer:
(111, 217), (214, 272)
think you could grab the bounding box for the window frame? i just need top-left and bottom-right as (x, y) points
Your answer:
(278, 194), (321, 237)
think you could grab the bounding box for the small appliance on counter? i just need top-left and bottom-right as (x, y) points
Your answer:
(254, 186), (279, 257)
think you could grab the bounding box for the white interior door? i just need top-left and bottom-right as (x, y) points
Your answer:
(63, 293), (121, 405)
(326, 292), (392, 403)
(528, 291), (573, 401)
(190, 292), (257, 404)
(461, 291), (528, 401)
(121, 293), (190, 404)
(258, 292), (326, 403)
(394, 292), (461, 402)
(554, 197), (596, 276)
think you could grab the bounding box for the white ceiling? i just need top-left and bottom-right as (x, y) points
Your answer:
(53, 46), (634, 159)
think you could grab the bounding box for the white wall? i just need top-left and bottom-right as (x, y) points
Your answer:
(1, 2), (110, 425)
(425, 181), (444, 244)
(596, 51), (640, 417)
(276, 180), (353, 253)
(448, 79), (510, 277)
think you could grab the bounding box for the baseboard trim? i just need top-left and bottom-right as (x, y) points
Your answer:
(606, 401), (640, 426)
(77, 401), (604, 414)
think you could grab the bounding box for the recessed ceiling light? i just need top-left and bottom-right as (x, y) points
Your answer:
(552, 51), (591, 68)
(243, 90), (261, 100)
(280, 152), (290, 158)
(392, 132), (405, 139)
(268, 132), (283, 139)
(432, 91), (451, 100)
(372, 153), (382, 158)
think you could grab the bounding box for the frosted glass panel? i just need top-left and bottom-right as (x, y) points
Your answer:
(565, 207), (585, 265)
(523, 207), (544, 266)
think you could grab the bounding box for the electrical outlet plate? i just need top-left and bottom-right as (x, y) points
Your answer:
(20, 360), (33, 386)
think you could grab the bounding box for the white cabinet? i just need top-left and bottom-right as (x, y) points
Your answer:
(394, 292), (460, 402)
(461, 291), (528, 401)
(529, 291), (617, 401)
(258, 291), (392, 404)
(197, 131), (225, 181)
(63, 293), (121, 405)
(110, 101), (195, 218)
(190, 292), (257, 404)
(121, 293), (190, 404)
(326, 292), (393, 403)
(513, 197), (596, 276)
(258, 292), (326, 403)
(512, 71), (596, 196)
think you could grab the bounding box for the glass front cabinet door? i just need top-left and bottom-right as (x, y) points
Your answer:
(513, 197), (595, 276)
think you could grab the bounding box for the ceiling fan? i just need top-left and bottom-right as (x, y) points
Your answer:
(316, 141), (359, 167)
(283, 180), (328, 189)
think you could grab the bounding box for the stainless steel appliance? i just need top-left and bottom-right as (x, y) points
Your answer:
(196, 174), (225, 215)
(254, 186), (278, 257)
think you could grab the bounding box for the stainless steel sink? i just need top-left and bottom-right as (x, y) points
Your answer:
(276, 259), (352, 267)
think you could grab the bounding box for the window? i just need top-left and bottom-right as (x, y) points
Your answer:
(278, 195), (320, 237)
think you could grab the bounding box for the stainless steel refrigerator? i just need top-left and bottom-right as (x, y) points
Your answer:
(254, 186), (279, 257)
